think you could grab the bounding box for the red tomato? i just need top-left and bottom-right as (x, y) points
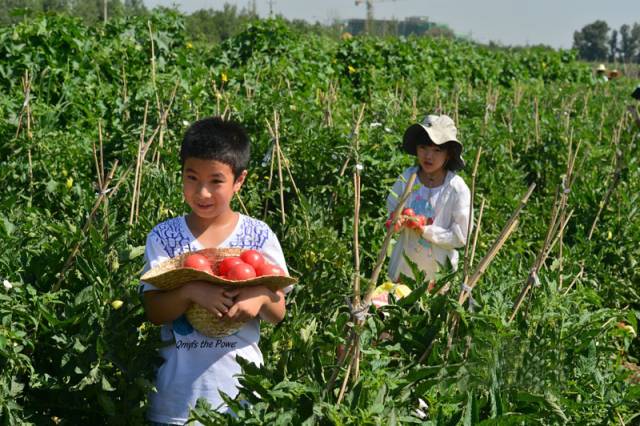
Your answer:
(240, 250), (265, 269)
(183, 254), (213, 274)
(226, 263), (257, 280)
(406, 216), (423, 229)
(256, 263), (285, 277)
(402, 208), (415, 217)
(385, 219), (392, 230)
(217, 257), (244, 276)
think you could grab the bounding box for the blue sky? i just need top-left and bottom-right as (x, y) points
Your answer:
(145, 0), (639, 49)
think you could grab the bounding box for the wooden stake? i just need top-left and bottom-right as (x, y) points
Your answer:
(458, 183), (536, 306)
(463, 148), (482, 280)
(53, 161), (119, 291)
(469, 198), (485, 268)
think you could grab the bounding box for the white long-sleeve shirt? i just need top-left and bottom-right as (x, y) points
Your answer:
(386, 166), (471, 282)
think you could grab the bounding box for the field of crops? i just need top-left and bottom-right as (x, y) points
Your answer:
(1, 10), (639, 425)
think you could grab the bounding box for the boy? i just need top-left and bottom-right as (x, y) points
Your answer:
(140, 117), (289, 424)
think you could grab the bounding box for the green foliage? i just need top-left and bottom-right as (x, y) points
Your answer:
(0, 11), (638, 425)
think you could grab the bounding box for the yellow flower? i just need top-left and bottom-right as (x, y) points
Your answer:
(373, 281), (394, 296)
(393, 284), (412, 299)
(348, 65), (356, 74)
(607, 230), (612, 240)
(111, 300), (123, 310)
(221, 72), (228, 83)
(65, 177), (73, 189)
(186, 42), (193, 49)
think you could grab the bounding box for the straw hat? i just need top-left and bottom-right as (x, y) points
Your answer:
(596, 64), (606, 72)
(402, 114), (465, 171)
(141, 248), (296, 337)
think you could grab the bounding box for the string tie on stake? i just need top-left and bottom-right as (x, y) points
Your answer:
(355, 163), (364, 172)
(461, 282), (480, 312)
(528, 271), (541, 287)
(345, 297), (371, 322)
(261, 139), (276, 166)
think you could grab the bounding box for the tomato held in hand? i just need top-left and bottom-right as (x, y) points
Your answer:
(240, 250), (265, 269)
(402, 208), (415, 217)
(226, 263), (257, 280)
(406, 216), (422, 229)
(183, 254), (213, 274)
(217, 257), (244, 276)
(255, 262), (285, 277)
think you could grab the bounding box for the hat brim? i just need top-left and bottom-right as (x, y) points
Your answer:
(402, 124), (465, 171)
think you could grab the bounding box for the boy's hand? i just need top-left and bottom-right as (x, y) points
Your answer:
(183, 281), (236, 318)
(224, 286), (272, 322)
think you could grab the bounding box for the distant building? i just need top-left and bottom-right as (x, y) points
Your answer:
(345, 16), (449, 37)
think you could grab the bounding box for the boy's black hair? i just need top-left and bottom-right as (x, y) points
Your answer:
(180, 117), (250, 179)
(416, 138), (463, 172)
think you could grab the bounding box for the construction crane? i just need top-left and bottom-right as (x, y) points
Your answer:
(354, 0), (397, 35)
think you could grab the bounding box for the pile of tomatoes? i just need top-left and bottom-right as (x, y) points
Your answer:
(385, 208), (433, 233)
(182, 250), (285, 281)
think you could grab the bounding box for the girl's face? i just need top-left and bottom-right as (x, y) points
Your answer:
(182, 158), (246, 223)
(416, 144), (449, 175)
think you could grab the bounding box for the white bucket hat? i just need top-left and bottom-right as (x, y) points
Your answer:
(402, 114), (465, 171)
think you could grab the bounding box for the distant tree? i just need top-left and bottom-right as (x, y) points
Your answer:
(632, 23), (640, 63)
(573, 20), (610, 61)
(424, 25), (455, 39)
(608, 29), (618, 62)
(186, 4), (257, 43)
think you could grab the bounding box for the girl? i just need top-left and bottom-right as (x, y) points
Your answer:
(386, 114), (471, 287)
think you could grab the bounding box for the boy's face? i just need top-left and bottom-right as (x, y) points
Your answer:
(182, 158), (246, 221)
(416, 144), (449, 175)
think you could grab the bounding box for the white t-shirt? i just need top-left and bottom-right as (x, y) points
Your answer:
(140, 214), (289, 425)
(386, 167), (471, 282)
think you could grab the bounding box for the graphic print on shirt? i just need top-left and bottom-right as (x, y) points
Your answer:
(151, 217), (198, 258)
(412, 190), (435, 252)
(227, 216), (270, 250)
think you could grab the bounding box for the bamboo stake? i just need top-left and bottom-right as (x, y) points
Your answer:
(53, 160), (119, 291)
(587, 145), (623, 240)
(265, 112), (286, 224)
(129, 102), (149, 226)
(411, 91), (417, 121)
(110, 84), (178, 201)
(534, 96), (540, 146)
(330, 172), (417, 401)
(275, 116), (286, 225)
(353, 172), (362, 306)
(458, 183), (535, 306)
(541, 210), (574, 266)
(629, 105), (640, 128)
(463, 148), (482, 280)
(460, 218), (521, 306)
(276, 142), (301, 200)
(121, 63), (129, 122)
(262, 136), (276, 220)
(235, 191), (250, 216)
(337, 104), (366, 179)
(509, 188), (562, 322)
(351, 171), (362, 382)
(562, 262), (584, 296)
(469, 198), (485, 268)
